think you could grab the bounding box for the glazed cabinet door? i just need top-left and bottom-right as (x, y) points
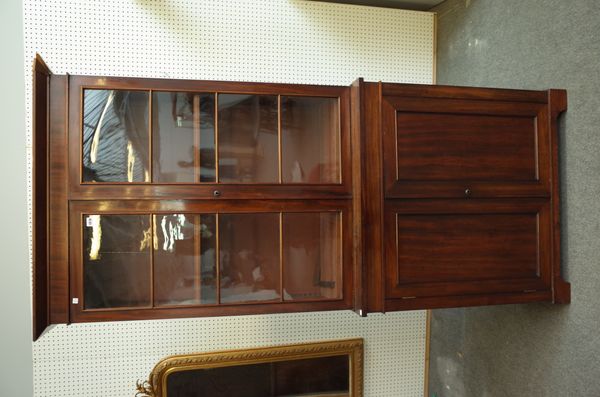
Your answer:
(69, 78), (350, 200)
(69, 201), (352, 322)
(62, 76), (354, 323)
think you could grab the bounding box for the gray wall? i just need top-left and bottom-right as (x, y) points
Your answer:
(428, 0), (600, 396)
(0, 0), (34, 395)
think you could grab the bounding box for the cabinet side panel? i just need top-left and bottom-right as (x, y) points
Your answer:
(32, 57), (50, 340)
(48, 75), (69, 324)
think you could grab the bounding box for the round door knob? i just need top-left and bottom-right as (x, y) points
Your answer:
(464, 188), (472, 197)
(213, 190), (221, 197)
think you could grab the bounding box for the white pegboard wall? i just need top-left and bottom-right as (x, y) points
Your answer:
(24, 1), (434, 396)
(24, 0), (434, 87)
(34, 311), (427, 397)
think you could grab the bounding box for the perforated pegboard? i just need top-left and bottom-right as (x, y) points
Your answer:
(24, 1), (434, 396)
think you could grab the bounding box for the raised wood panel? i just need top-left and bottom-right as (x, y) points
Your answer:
(396, 213), (539, 283)
(382, 95), (550, 199)
(395, 112), (538, 182)
(384, 199), (552, 299)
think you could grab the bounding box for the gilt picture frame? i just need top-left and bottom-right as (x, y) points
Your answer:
(136, 338), (363, 397)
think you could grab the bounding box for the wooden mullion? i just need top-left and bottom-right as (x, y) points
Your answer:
(194, 214), (202, 303)
(215, 213), (221, 304)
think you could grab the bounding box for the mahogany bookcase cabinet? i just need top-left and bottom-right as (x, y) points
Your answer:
(32, 56), (570, 340)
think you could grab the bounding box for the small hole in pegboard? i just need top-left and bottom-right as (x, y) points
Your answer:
(25, 1), (433, 396)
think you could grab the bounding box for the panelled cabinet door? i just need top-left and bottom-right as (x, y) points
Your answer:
(361, 82), (570, 312)
(380, 84), (551, 199)
(383, 199), (553, 310)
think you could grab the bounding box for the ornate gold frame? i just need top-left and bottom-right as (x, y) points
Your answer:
(136, 338), (363, 397)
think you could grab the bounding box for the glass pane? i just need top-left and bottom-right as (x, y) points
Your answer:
(82, 89), (150, 182)
(152, 92), (216, 183)
(154, 214), (217, 306)
(218, 94), (278, 183)
(83, 214), (151, 309)
(166, 355), (349, 397)
(281, 96), (340, 183)
(219, 213), (280, 303)
(283, 212), (342, 301)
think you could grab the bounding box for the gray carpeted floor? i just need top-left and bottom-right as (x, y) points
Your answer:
(428, 0), (600, 396)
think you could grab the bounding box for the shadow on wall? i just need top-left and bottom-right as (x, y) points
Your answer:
(288, 0), (436, 82)
(133, 0), (434, 84)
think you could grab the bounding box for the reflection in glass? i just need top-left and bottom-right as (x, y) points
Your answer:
(154, 214), (217, 306)
(283, 212), (342, 301)
(152, 92), (216, 183)
(83, 214), (151, 309)
(218, 94), (278, 183)
(82, 89), (150, 182)
(281, 96), (340, 183)
(166, 355), (350, 397)
(219, 213), (280, 303)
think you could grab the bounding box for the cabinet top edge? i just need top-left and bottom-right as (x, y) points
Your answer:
(376, 81), (550, 103)
(53, 74), (349, 93)
(46, 72), (557, 104)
